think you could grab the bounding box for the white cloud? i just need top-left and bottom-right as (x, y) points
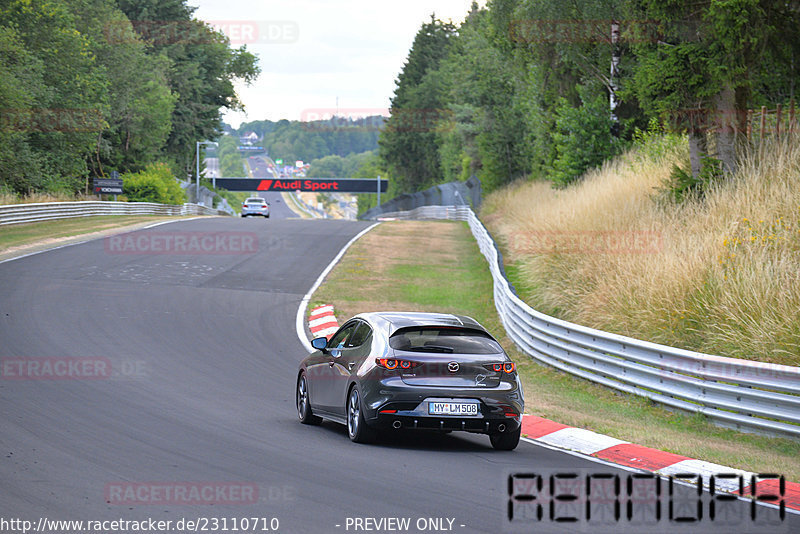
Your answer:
(191, 0), (482, 126)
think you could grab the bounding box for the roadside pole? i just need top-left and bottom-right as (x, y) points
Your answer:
(195, 141), (200, 201)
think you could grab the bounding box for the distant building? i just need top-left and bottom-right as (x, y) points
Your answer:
(239, 131), (259, 145)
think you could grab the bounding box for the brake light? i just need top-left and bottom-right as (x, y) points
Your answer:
(379, 409), (397, 414)
(376, 358), (419, 370)
(262, 204), (267, 208)
(489, 362), (516, 374)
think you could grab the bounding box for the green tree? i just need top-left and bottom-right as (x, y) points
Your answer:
(379, 15), (457, 193)
(122, 162), (186, 204)
(627, 0), (799, 178)
(438, 5), (533, 191)
(217, 136), (245, 177)
(0, 25), (46, 193)
(307, 155), (346, 178)
(235, 117), (382, 162)
(115, 0), (260, 178)
(65, 0), (176, 176)
(0, 0), (108, 193)
(550, 87), (620, 187)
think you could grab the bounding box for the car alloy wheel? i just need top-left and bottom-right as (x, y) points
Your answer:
(347, 387), (375, 443)
(297, 373), (321, 425)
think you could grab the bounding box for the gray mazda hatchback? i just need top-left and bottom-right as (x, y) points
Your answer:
(297, 312), (524, 450)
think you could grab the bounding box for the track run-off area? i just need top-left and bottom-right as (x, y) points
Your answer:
(0, 212), (796, 534)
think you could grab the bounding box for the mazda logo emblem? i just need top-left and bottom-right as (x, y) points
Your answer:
(448, 361), (459, 373)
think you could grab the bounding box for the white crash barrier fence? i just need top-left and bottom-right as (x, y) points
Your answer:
(374, 205), (800, 438)
(0, 201), (228, 226)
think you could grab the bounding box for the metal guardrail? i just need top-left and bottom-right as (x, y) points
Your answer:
(361, 175), (481, 220)
(374, 205), (800, 438)
(289, 192), (326, 218)
(0, 201), (229, 226)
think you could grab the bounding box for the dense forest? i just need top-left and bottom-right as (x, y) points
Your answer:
(0, 0), (259, 196)
(378, 0), (800, 198)
(4, 0), (799, 206)
(230, 117), (382, 163)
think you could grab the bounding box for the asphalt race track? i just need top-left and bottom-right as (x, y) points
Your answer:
(0, 216), (796, 534)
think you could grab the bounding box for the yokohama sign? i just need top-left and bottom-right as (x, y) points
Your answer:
(212, 178), (387, 193)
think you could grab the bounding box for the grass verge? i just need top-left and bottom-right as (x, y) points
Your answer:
(311, 219), (800, 480)
(483, 135), (800, 365)
(0, 215), (187, 258)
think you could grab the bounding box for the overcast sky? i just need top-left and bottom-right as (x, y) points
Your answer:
(191, 0), (483, 127)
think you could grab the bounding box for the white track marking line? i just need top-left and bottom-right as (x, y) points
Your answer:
(0, 217), (204, 264)
(295, 223), (380, 352)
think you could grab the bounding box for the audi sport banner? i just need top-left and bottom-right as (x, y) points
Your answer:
(212, 178), (388, 193)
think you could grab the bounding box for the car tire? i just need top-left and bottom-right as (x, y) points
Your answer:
(346, 386), (376, 444)
(490, 426), (520, 451)
(297, 373), (322, 425)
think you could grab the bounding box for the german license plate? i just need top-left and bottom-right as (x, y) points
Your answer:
(428, 402), (478, 416)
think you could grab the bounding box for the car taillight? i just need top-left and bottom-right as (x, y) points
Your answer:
(489, 362), (516, 373)
(262, 204), (267, 208)
(376, 358), (419, 370)
(499, 404), (518, 417)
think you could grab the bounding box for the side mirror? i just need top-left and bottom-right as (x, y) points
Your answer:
(311, 337), (328, 352)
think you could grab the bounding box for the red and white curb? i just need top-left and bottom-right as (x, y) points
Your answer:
(522, 415), (800, 512)
(308, 304), (339, 340)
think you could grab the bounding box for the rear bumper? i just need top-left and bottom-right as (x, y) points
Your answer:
(370, 411), (521, 434)
(361, 376), (524, 434)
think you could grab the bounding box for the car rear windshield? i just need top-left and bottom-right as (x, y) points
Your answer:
(389, 327), (503, 354)
(246, 198), (265, 203)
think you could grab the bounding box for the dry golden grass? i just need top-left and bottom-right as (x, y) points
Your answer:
(0, 191), (99, 205)
(483, 135), (800, 365)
